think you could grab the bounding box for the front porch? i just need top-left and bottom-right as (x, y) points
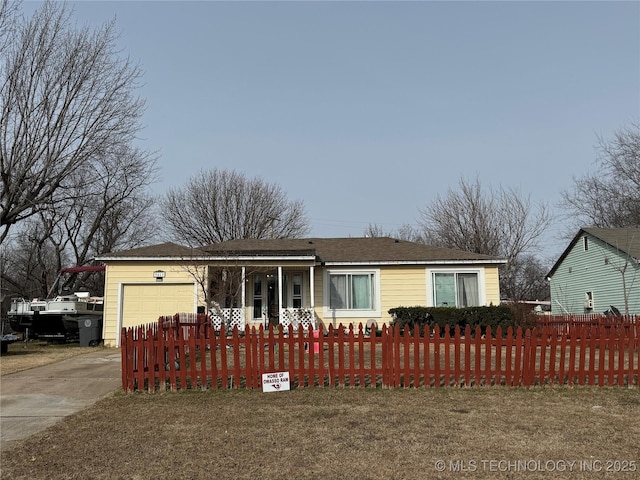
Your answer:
(209, 306), (316, 331)
(206, 265), (318, 331)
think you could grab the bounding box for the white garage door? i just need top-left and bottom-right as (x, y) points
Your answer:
(121, 283), (196, 329)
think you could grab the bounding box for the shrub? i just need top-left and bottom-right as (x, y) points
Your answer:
(388, 305), (517, 337)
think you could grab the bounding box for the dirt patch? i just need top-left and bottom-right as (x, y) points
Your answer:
(1, 387), (638, 479)
(1, 341), (103, 376)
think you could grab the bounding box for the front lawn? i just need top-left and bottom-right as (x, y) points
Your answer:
(1, 387), (638, 479)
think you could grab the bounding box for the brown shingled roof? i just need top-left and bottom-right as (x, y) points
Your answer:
(97, 238), (505, 264)
(97, 242), (206, 259)
(202, 237), (503, 264)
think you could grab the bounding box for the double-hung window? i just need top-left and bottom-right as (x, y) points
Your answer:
(431, 271), (481, 307)
(281, 273), (304, 308)
(252, 275), (263, 319)
(326, 269), (380, 317)
(292, 274), (302, 308)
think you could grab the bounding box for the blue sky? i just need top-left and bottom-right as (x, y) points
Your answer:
(22, 1), (640, 260)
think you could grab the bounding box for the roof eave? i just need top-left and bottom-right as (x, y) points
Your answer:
(95, 255), (215, 262)
(324, 259), (507, 266)
(95, 255), (317, 262)
(206, 255), (317, 262)
(547, 228), (640, 279)
(546, 228), (586, 279)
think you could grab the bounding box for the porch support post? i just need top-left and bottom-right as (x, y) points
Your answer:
(309, 266), (315, 327)
(277, 266), (283, 322)
(241, 266), (246, 327)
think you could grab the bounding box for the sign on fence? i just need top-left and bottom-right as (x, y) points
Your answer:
(262, 371), (291, 393)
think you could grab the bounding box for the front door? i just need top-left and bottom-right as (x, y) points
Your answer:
(253, 272), (305, 326)
(252, 274), (279, 326)
(267, 276), (279, 325)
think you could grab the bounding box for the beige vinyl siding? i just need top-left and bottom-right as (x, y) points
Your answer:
(312, 267), (324, 327)
(380, 266), (427, 323)
(313, 264), (501, 329)
(102, 262), (203, 346)
(101, 259), (503, 345)
(314, 266), (427, 329)
(483, 266), (501, 305)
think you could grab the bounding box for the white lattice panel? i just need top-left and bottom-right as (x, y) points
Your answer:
(281, 308), (315, 330)
(210, 308), (245, 332)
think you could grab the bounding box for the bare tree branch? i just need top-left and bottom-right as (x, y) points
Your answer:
(0, 1), (158, 300)
(560, 122), (640, 231)
(0, 1), (147, 243)
(161, 168), (310, 246)
(363, 223), (424, 242)
(418, 176), (552, 301)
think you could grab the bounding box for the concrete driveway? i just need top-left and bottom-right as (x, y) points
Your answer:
(0, 348), (121, 450)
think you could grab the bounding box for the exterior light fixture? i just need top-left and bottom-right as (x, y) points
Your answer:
(153, 270), (166, 282)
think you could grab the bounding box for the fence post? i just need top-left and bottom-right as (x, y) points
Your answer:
(463, 325), (471, 387)
(120, 327), (130, 392)
(522, 328), (533, 386)
(318, 324), (326, 388)
(380, 325), (389, 388)
(414, 324), (422, 388)
(504, 326), (513, 386)
(433, 325), (441, 388)
(145, 324), (155, 393)
(443, 326), (452, 387)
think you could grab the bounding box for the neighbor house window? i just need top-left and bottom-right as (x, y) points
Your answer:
(432, 272), (480, 307)
(325, 269), (381, 317)
(585, 291), (594, 310)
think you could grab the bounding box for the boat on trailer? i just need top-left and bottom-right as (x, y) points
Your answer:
(7, 266), (105, 342)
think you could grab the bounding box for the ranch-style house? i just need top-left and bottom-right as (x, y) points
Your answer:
(96, 237), (506, 347)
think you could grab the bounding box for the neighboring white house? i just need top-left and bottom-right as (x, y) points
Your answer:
(546, 228), (640, 315)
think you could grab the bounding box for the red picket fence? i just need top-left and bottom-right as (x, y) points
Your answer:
(120, 319), (640, 393)
(536, 314), (639, 338)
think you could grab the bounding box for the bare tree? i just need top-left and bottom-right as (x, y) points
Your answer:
(162, 168), (310, 246)
(608, 251), (637, 316)
(1, 218), (63, 299)
(598, 230), (639, 316)
(1, 144), (158, 299)
(0, 1), (158, 303)
(0, 0), (147, 244)
(418, 176), (552, 301)
(364, 223), (424, 242)
(499, 254), (550, 303)
(560, 123), (640, 232)
(57, 145), (158, 260)
(0, 0), (19, 55)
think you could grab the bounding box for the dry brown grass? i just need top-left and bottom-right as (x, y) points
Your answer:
(1, 341), (100, 376)
(1, 387), (639, 479)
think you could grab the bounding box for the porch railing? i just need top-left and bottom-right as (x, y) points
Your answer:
(280, 307), (315, 330)
(209, 308), (245, 331)
(176, 307), (315, 331)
